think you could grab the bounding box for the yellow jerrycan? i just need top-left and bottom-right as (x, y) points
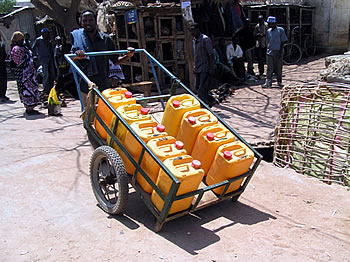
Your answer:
(120, 120), (168, 174)
(206, 141), (254, 195)
(95, 90), (135, 140)
(102, 87), (128, 99)
(161, 94), (200, 137)
(115, 104), (151, 143)
(176, 108), (218, 154)
(138, 136), (187, 193)
(151, 155), (204, 214)
(191, 124), (236, 174)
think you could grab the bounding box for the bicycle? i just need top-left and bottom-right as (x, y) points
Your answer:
(283, 26), (316, 65)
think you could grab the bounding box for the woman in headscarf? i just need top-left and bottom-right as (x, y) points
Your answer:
(9, 31), (40, 114)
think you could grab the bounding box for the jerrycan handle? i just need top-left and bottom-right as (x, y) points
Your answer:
(175, 164), (190, 173)
(215, 130), (228, 139)
(233, 148), (246, 157)
(158, 145), (172, 153)
(181, 98), (195, 107)
(143, 127), (155, 135)
(198, 115), (210, 122)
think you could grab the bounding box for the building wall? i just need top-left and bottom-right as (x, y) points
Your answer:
(306, 0), (350, 52)
(0, 8), (37, 52)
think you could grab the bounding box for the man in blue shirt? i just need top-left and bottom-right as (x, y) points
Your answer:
(262, 16), (288, 88)
(70, 10), (134, 106)
(32, 28), (56, 94)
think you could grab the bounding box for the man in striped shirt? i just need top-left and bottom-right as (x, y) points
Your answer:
(189, 23), (215, 107)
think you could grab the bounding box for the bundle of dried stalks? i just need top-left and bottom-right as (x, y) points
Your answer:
(320, 57), (350, 84)
(274, 82), (350, 187)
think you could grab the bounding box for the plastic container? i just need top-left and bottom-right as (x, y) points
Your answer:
(176, 109), (218, 154)
(102, 87), (128, 99)
(151, 155), (204, 214)
(191, 124), (236, 174)
(138, 136), (187, 193)
(161, 94), (200, 137)
(121, 120), (168, 174)
(206, 141), (254, 195)
(95, 90), (135, 140)
(115, 104), (151, 143)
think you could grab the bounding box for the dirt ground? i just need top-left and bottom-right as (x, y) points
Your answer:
(1, 54), (350, 261)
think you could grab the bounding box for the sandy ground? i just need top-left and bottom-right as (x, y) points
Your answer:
(0, 55), (350, 261)
(212, 54), (328, 146)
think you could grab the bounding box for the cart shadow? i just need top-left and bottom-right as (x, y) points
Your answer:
(109, 191), (276, 255)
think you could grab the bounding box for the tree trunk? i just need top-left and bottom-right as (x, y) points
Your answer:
(31, 0), (84, 37)
(55, 12), (80, 36)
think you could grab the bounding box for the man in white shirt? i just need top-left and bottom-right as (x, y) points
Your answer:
(226, 35), (245, 80)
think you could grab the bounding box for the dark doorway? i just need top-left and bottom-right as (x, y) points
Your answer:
(255, 147), (274, 163)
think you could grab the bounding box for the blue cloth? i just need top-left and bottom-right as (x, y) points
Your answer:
(41, 28), (50, 33)
(32, 36), (54, 65)
(224, 3), (246, 34)
(70, 28), (98, 76)
(70, 28), (116, 93)
(266, 26), (288, 55)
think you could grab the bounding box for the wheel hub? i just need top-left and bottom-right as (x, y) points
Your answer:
(99, 160), (116, 185)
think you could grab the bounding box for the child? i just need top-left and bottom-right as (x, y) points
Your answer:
(109, 59), (125, 87)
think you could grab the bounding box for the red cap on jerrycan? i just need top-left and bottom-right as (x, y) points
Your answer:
(206, 132), (215, 141)
(140, 108), (149, 115)
(223, 151), (233, 160)
(124, 91), (132, 98)
(156, 124), (165, 132)
(175, 140), (184, 149)
(172, 100), (180, 108)
(188, 116), (197, 124)
(191, 160), (202, 169)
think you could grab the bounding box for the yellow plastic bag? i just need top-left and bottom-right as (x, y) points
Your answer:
(48, 87), (60, 105)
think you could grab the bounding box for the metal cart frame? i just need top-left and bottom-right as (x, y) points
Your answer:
(65, 49), (262, 232)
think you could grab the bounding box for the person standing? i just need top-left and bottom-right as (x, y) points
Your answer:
(254, 15), (268, 79)
(189, 23), (215, 106)
(235, 19), (256, 77)
(32, 28), (56, 94)
(0, 34), (9, 102)
(262, 16), (288, 88)
(23, 32), (32, 51)
(9, 31), (40, 114)
(70, 9), (134, 106)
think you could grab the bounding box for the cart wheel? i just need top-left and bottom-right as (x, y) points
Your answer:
(231, 195), (240, 202)
(90, 146), (128, 215)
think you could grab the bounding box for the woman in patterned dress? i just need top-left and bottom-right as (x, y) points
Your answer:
(9, 31), (40, 114)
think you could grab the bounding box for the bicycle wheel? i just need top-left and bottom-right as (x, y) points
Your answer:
(283, 43), (302, 65)
(90, 146), (129, 215)
(304, 36), (316, 57)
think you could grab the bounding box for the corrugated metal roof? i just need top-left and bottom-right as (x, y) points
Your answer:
(245, 3), (315, 9)
(0, 6), (34, 21)
(111, 2), (181, 11)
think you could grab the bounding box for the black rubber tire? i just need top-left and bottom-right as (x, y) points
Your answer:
(304, 36), (316, 57)
(90, 146), (128, 215)
(283, 43), (302, 65)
